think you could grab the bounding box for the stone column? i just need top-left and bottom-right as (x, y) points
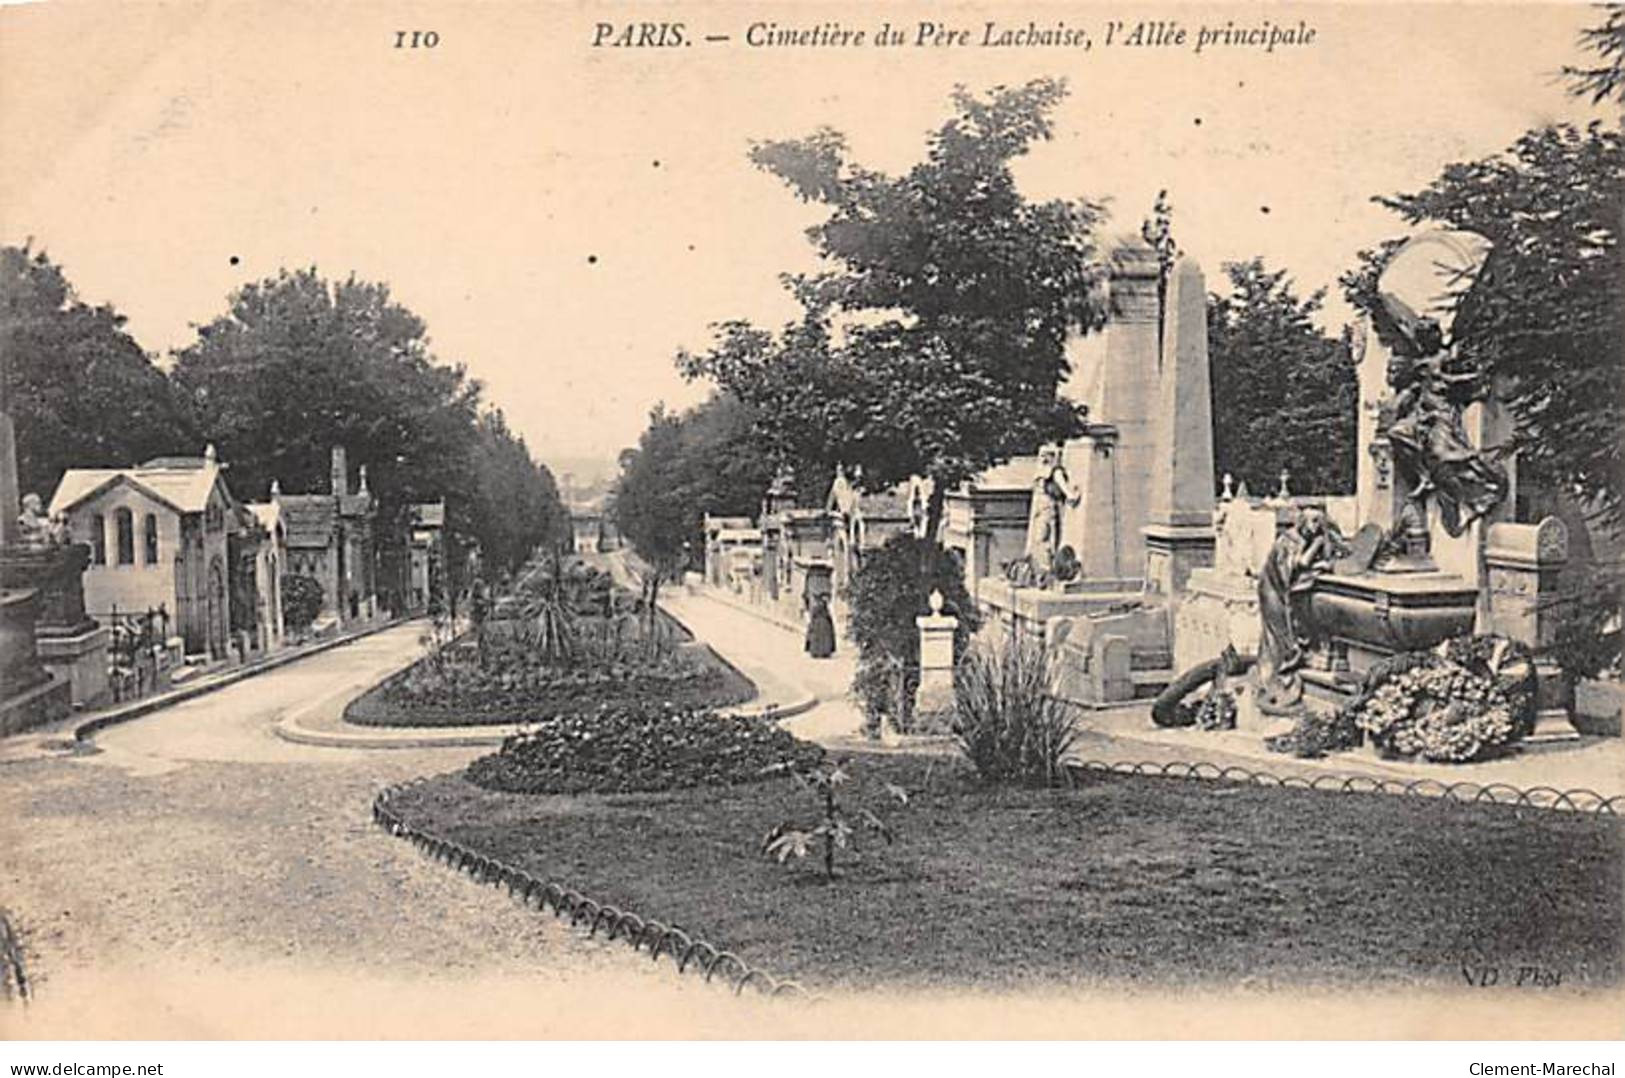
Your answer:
(1353, 316), (1397, 536)
(1142, 257), (1216, 596)
(761, 522), (780, 603)
(914, 589), (958, 731)
(1485, 517), (1576, 742)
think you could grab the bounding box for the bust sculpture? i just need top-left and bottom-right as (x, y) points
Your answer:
(15, 493), (60, 549)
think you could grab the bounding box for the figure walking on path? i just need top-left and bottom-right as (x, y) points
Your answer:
(804, 592), (836, 659)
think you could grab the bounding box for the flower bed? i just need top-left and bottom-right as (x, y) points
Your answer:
(345, 638), (755, 727)
(465, 703), (825, 794)
(346, 601), (753, 728)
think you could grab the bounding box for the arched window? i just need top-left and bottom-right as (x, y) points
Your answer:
(115, 509), (135, 565)
(144, 514), (159, 564)
(89, 514), (106, 565)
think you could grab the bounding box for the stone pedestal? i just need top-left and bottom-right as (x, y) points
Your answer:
(1485, 517), (1577, 742)
(37, 623), (111, 709)
(1144, 524), (1216, 599)
(914, 596), (958, 731)
(1, 542), (108, 709)
(2, 587), (53, 694)
(1175, 565), (1259, 675)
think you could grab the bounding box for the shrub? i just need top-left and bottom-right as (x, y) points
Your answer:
(466, 703), (824, 794)
(760, 758), (910, 881)
(847, 534), (979, 733)
(281, 574), (324, 634)
(951, 631), (1079, 786)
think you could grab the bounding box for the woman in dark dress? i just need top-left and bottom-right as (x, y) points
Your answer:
(804, 593), (836, 658)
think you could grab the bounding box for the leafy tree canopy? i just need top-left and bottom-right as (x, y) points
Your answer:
(172, 268), (564, 579)
(613, 392), (778, 581)
(678, 79), (1108, 538)
(1208, 259), (1357, 496)
(0, 244), (191, 501)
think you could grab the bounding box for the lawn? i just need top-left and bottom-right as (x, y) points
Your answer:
(387, 752), (1623, 992)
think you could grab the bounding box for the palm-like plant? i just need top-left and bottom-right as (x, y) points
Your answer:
(760, 759), (909, 881)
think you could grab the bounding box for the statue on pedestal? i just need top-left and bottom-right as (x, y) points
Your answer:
(1005, 445), (1080, 589)
(15, 493), (60, 549)
(1369, 230), (1507, 555)
(2, 492), (95, 635)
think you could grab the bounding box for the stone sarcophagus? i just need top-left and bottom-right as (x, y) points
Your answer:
(1307, 570), (1479, 669)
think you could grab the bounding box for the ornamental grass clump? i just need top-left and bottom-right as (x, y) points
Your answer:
(951, 631), (1079, 786)
(465, 702), (825, 795)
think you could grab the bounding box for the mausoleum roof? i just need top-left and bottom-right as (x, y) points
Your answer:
(278, 494), (338, 548)
(51, 460), (228, 516)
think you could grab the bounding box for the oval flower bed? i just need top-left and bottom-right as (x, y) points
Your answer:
(346, 642), (756, 727)
(465, 702), (825, 794)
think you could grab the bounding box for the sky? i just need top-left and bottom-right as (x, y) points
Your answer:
(0, 1), (1614, 482)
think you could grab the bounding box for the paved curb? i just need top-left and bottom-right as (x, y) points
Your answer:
(271, 559), (823, 750)
(652, 597), (821, 722)
(74, 618), (420, 743)
(272, 688), (819, 750)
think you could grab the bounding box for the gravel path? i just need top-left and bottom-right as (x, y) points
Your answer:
(0, 625), (774, 1038)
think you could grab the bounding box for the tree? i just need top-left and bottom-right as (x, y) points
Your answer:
(172, 268), (564, 596)
(1563, 3), (1625, 105)
(467, 409), (568, 576)
(678, 79), (1108, 546)
(612, 393), (778, 592)
(0, 244), (191, 501)
(1208, 259), (1357, 496)
(1340, 122), (1624, 529)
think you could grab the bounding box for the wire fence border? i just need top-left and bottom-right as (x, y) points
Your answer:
(1064, 758), (1625, 816)
(371, 779), (816, 1004)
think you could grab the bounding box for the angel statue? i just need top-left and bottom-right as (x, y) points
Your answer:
(1369, 229), (1508, 542)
